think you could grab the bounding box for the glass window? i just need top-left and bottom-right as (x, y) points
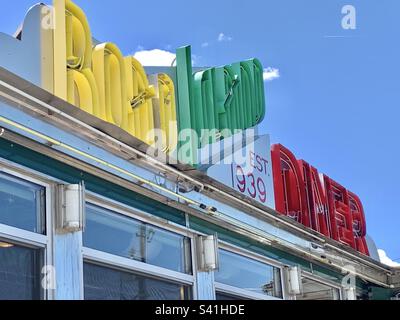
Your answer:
(215, 249), (282, 298)
(83, 204), (192, 274)
(0, 241), (42, 300)
(216, 292), (251, 301)
(84, 263), (191, 300)
(296, 277), (341, 300)
(0, 172), (45, 234)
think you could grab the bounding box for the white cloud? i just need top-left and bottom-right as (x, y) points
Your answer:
(218, 33), (233, 42)
(263, 67), (280, 82)
(133, 49), (176, 66)
(201, 42), (209, 48)
(133, 48), (200, 67)
(378, 249), (400, 267)
(191, 54), (200, 66)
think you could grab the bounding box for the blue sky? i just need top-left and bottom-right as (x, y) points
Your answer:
(1, 0), (399, 262)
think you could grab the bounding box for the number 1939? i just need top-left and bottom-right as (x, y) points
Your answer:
(235, 165), (267, 203)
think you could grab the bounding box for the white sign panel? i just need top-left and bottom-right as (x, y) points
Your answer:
(207, 134), (276, 209)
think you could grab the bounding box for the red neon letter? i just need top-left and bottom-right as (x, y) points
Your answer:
(271, 144), (310, 227)
(271, 144), (370, 256)
(323, 176), (356, 249)
(299, 161), (330, 237)
(348, 192), (370, 256)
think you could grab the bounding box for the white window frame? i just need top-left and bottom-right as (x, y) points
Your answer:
(215, 241), (285, 300)
(0, 159), (53, 300)
(299, 270), (343, 300)
(83, 193), (197, 299)
(83, 248), (194, 285)
(215, 283), (282, 301)
(86, 192), (194, 238)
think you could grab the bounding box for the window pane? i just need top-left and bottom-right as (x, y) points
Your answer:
(215, 250), (282, 298)
(84, 263), (191, 300)
(0, 241), (42, 300)
(296, 277), (341, 300)
(83, 204), (191, 274)
(0, 173), (45, 233)
(216, 292), (251, 301)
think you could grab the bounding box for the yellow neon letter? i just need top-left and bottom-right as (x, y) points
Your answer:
(53, 0), (99, 116)
(125, 56), (156, 145)
(158, 74), (178, 153)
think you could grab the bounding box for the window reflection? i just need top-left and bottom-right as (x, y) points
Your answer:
(83, 204), (192, 274)
(296, 277), (340, 300)
(0, 173), (45, 233)
(84, 263), (191, 300)
(0, 241), (42, 300)
(216, 292), (251, 300)
(215, 250), (282, 298)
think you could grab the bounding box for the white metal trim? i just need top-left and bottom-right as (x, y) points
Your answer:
(86, 193), (194, 239)
(0, 162), (52, 189)
(0, 222), (47, 247)
(219, 241), (284, 269)
(190, 236), (199, 300)
(302, 270), (343, 290)
(214, 282), (282, 301)
(82, 247), (194, 286)
(301, 270), (343, 300)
